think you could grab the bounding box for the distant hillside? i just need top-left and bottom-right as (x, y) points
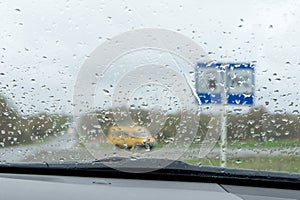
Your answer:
(0, 95), (70, 147)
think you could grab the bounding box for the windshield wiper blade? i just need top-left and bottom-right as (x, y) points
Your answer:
(0, 158), (299, 190)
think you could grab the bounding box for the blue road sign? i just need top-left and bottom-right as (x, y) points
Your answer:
(226, 63), (254, 105)
(195, 62), (254, 105)
(195, 63), (223, 104)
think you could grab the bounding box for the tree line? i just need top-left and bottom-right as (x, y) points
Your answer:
(1, 92), (299, 147)
(79, 107), (300, 143)
(0, 95), (69, 147)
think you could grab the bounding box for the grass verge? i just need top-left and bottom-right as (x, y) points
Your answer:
(183, 156), (300, 173)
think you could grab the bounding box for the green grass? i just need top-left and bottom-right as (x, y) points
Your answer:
(183, 156), (300, 173)
(228, 138), (300, 148)
(188, 138), (300, 149)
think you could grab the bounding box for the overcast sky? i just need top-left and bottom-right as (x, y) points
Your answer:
(1, 0), (300, 115)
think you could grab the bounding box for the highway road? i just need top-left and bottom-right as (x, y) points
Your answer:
(1, 130), (300, 163)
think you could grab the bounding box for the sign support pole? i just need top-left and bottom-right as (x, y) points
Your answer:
(220, 104), (227, 167)
(220, 69), (227, 168)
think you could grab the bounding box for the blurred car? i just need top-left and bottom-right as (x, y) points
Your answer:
(107, 126), (156, 149)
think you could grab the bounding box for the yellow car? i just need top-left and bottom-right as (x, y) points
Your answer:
(107, 126), (156, 149)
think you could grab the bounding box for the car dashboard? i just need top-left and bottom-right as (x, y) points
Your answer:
(1, 173), (299, 200)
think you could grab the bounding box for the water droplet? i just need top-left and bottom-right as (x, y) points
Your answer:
(130, 156), (137, 161)
(235, 159), (242, 164)
(103, 89), (110, 94)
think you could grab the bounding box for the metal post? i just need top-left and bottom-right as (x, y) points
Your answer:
(220, 68), (227, 168)
(220, 104), (227, 167)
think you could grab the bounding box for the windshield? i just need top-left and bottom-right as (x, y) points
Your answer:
(0, 0), (300, 175)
